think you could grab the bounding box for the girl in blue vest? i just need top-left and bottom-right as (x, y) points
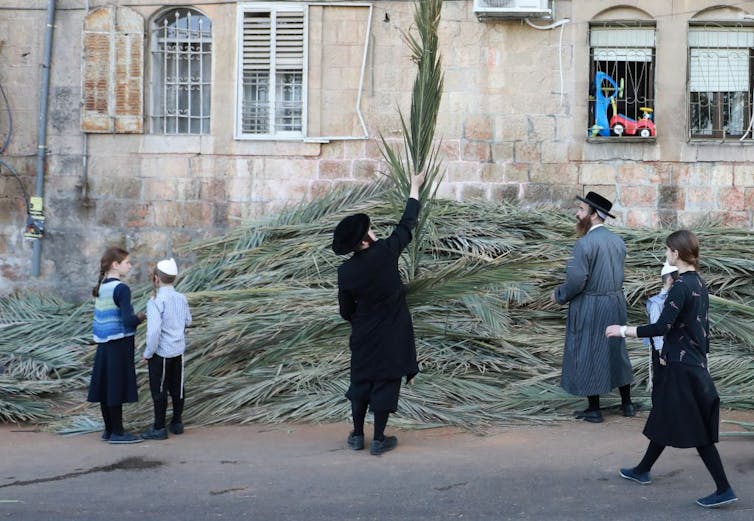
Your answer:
(88, 247), (146, 444)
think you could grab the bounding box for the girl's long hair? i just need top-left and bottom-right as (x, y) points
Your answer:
(92, 247), (129, 297)
(666, 230), (700, 270)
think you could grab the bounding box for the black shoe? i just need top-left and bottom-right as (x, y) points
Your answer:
(621, 403), (636, 417)
(101, 430), (112, 442)
(169, 422), (184, 435)
(575, 409), (603, 423)
(108, 432), (143, 444)
(370, 435), (398, 456)
(347, 432), (364, 450)
(141, 427), (168, 440)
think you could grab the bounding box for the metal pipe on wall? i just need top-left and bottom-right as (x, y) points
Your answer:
(31, 0), (56, 277)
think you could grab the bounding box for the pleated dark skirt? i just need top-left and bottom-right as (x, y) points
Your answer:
(643, 362), (719, 448)
(87, 336), (139, 406)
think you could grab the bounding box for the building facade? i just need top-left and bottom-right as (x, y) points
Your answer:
(1, 0), (753, 300)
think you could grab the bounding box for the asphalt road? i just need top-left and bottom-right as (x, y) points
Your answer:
(2, 410), (753, 520)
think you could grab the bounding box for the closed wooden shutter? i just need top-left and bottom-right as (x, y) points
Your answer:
(81, 6), (144, 133)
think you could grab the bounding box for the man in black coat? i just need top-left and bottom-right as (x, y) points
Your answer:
(332, 173), (424, 456)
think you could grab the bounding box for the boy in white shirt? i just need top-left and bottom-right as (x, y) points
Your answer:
(141, 258), (192, 440)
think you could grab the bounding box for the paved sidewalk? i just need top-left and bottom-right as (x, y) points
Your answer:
(1, 411), (753, 520)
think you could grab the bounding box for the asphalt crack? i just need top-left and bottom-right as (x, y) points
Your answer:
(434, 481), (468, 491)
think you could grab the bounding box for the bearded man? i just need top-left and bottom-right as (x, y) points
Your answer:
(551, 192), (634, 423)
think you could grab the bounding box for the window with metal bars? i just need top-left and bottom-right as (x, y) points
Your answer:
(588, 24), (657, 139)
(688, 25), (754, 140)
(238, 6), (305, 138)
(150, 9), (212, 135)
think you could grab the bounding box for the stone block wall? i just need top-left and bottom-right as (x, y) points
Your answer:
(2, 0), (754, 301)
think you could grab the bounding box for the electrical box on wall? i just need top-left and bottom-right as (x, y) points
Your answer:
(473, 0), (552, 20)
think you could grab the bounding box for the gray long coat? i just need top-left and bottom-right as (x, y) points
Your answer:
(554, 225), (633, 396)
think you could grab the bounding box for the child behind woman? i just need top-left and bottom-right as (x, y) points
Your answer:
(88, 247), (145, 444)
(141, 258), (192, 440)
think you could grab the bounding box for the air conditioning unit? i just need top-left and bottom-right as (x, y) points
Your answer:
(473, 0), (552, 20)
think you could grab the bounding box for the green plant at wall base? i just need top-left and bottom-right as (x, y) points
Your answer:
(380, 0), (445, 280)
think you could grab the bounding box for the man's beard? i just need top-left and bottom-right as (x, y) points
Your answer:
(575, 215), (592, 237)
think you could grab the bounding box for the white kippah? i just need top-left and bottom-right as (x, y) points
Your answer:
(157, 258), (178, 276)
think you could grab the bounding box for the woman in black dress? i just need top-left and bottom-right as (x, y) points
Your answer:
(606, 230), (737, 509)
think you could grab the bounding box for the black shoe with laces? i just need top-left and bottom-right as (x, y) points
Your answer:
(370, 435), (397, 456)
(575, 409), (603, 423)
(141, 427), (168, 440)
(347, 432), (364, 450)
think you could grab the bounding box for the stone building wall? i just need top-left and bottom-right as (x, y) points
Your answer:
(1, 0), (754, 301)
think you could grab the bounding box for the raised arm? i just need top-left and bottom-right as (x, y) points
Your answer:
(384, 173), (426, 256)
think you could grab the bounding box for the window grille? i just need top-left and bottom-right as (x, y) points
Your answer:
(688, 25), (754, 139)
(239, 7), (305, 138)
(150, 9), (212, 134)
(588, 25), (657, 139)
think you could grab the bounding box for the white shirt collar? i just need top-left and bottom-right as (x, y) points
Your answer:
(587, 223), (604, 233)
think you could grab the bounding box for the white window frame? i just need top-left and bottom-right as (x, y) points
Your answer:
(235, 3), (308, 140)
(149, 8), (212, 135)
(688, 25), (754, 140)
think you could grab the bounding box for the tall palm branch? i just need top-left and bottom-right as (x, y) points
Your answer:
(380, 0), (445, 279)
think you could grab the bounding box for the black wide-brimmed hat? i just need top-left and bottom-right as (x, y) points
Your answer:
(332, 213), (370, 255)
(576, 191), (616, 219)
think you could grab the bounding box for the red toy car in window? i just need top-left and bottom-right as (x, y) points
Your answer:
(610, 106), (656, 137)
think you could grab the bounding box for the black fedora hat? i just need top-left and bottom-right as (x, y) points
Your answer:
(576, 191), (616, 219)
(332, 213), (370, 255)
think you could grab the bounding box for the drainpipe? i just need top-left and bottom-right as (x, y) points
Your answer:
(31, 0), (56, 277)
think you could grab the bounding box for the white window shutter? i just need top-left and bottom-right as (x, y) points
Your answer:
(690, 49), (749, 92)
(275, 11), (304, 71)
(591, 27), (655, 62)
(243, 12), (271, 71)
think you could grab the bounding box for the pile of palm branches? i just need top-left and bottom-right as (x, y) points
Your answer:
(1, 0), (753, 433)
(2, 182), (754, 432)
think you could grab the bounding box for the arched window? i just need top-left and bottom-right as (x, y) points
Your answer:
(150, 9), (212, 134)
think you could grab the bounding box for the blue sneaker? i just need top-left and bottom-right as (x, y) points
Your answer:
(619, 467), (651, 485)
(696, 488), (738, 508)
(101, 430), (111, 442)
(108, 432), (143, 444)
